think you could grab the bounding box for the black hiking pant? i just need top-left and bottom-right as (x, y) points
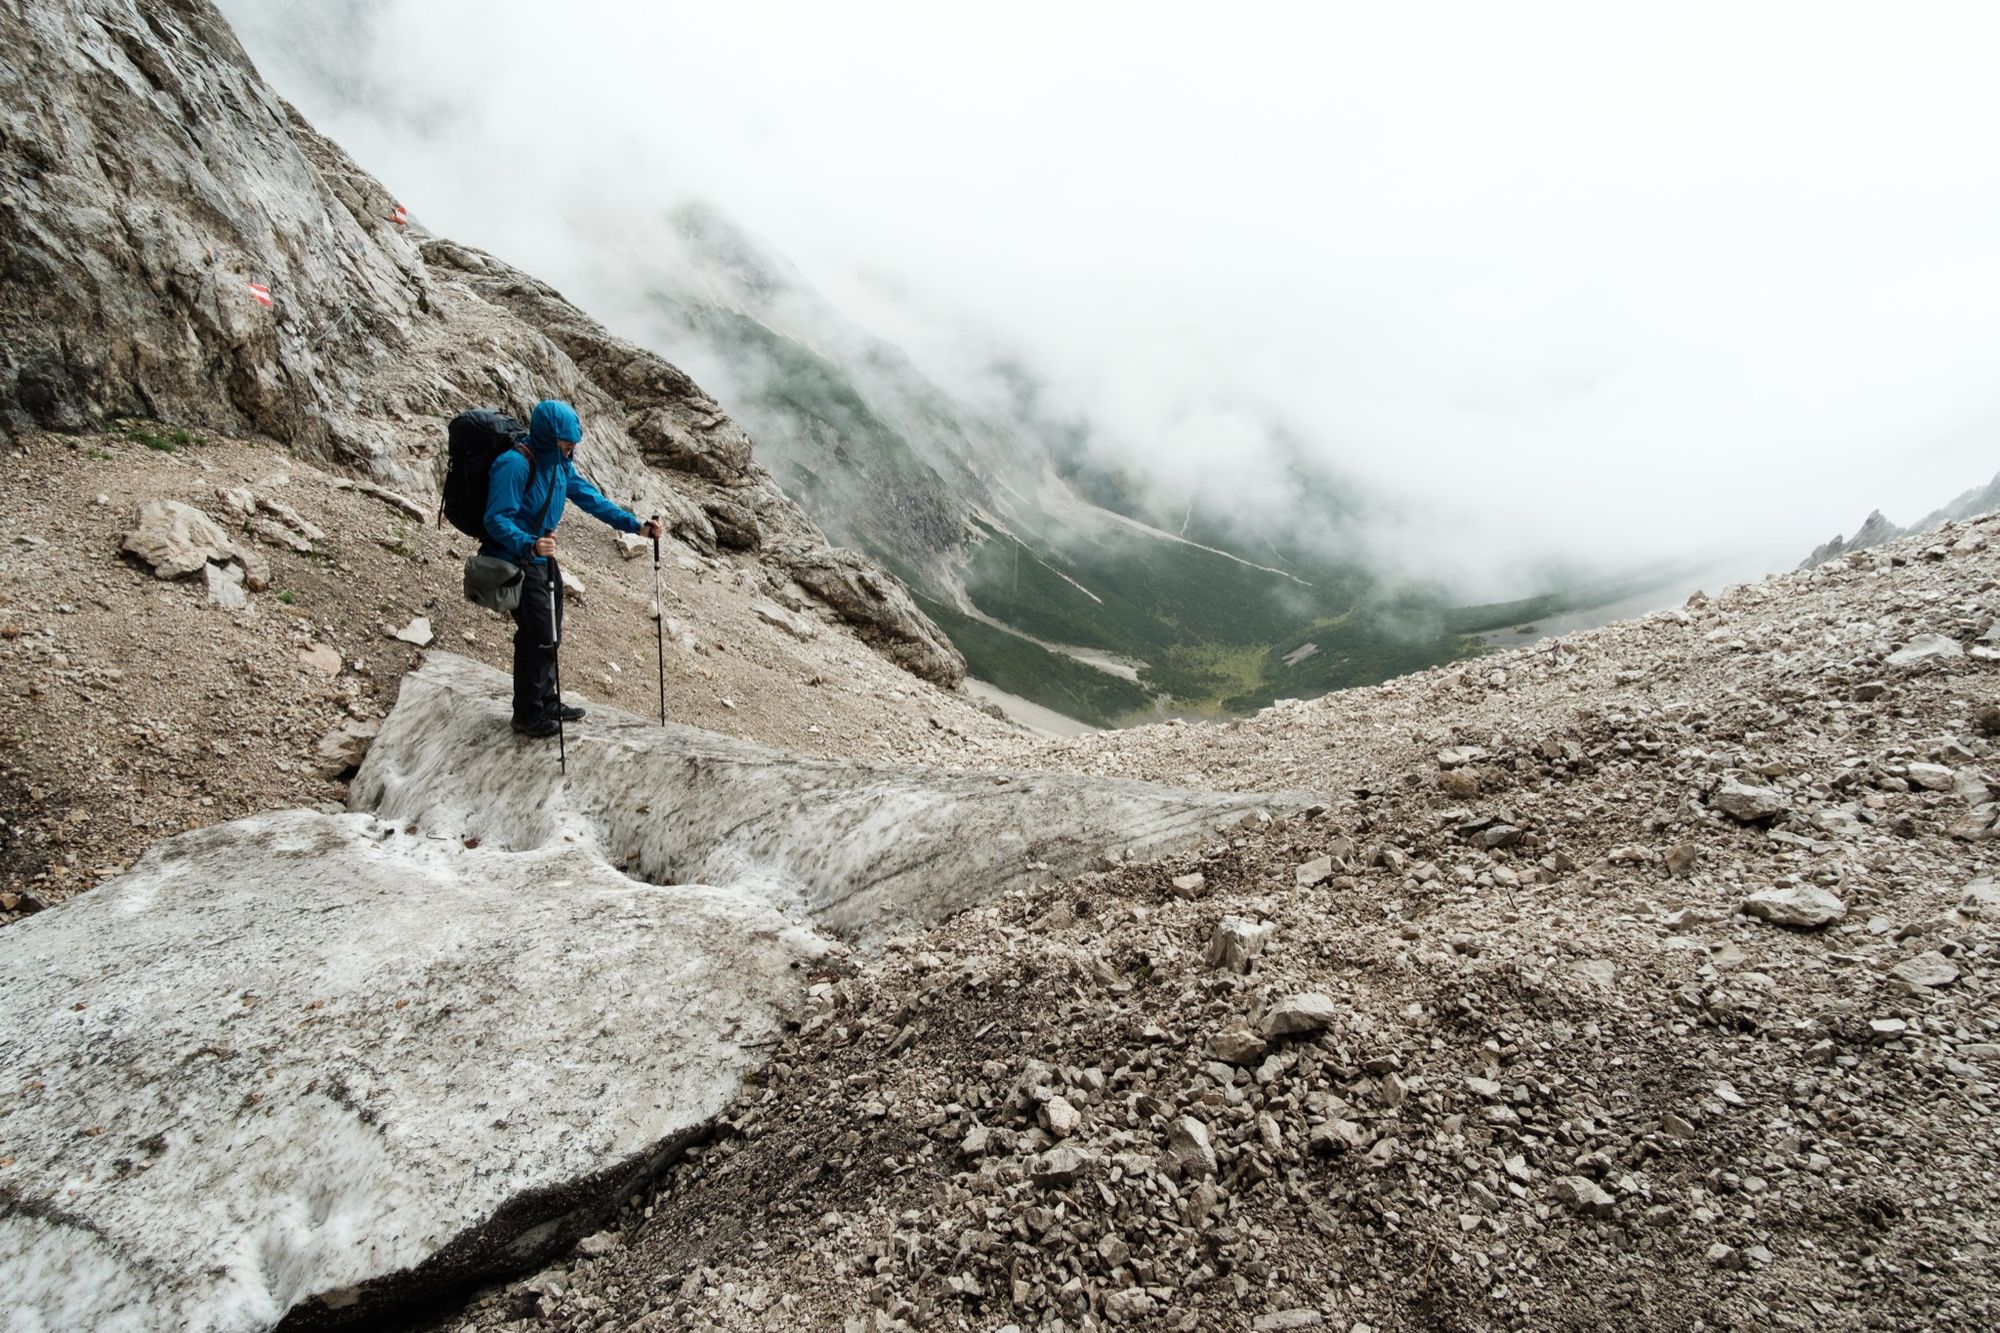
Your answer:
(509, 558), (565, 723)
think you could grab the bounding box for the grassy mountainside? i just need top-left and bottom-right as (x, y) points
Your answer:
(912, 594), (1149, 727)
(956, 513), (1492, 715)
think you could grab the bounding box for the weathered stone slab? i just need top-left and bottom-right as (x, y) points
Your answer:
(0, 811), (829, 1331)
(1742, 885), (1847, 928)
(351, 653), (1302, 944)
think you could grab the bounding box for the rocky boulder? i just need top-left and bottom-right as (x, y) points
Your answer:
(120, 499), (268, 588)
(1711, 775), (1783, 823)
(1206, 915), (1276, 972)
(1887, 634), (1964, 668)
(703, 496), (764, 550)
(1889, 951), (1960, 988)
(778, 547), (966, 688)
(1741, 885), (1847, 929)
(1262, 992), (1340, 1038)
(626, 404), (754, 482)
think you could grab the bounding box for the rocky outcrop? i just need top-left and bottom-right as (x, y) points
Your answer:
(0, 651), (1295, 1329)
(779, 547), (967, 688)
(701, 496), (763, 550)
(417, 238), (758, 489)
(1799, 510), (1904, 569)
(1913, 470), (2000, 532)
(1800, 474), (2000, 569)
(0, 1), (425, 446)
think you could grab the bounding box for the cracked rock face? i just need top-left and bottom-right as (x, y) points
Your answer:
(0, 652), (1292, 1329)
(0, 0), (428, 445)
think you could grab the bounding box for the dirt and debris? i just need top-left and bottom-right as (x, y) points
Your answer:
(0, 430), (1009, 923)
(428, 516), (2000, 1332)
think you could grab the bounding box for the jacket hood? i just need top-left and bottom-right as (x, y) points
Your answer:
(526, 400), (583, 457)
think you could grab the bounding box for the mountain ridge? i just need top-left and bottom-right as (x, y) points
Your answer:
(1799, 470), (2000, 568)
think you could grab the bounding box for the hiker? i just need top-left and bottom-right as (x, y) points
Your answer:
(482, 399), (661, 737)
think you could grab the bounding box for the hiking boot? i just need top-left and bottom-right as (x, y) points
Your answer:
(548, 702), (586, 722)
(511, 715), (560, 738)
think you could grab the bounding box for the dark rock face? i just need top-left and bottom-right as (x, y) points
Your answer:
(781, 547), (967, 688)
(703, 496), (763, 550)
(1800, 510), (1906, 569)
(0, 0), (960, 688)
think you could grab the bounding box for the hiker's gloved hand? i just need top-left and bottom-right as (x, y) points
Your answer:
(533, 535), (557, 556)
(639, 518), (663, 540)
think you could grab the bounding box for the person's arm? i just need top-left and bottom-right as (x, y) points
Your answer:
(566, 470), (642, 533)
(483, 451), (540, 560)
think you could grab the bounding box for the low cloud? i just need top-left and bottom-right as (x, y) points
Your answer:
(223, 0), (2000, 598)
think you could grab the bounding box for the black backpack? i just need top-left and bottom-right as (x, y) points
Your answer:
(438, 409), (531, 539)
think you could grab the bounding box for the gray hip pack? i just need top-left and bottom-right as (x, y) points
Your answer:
(463, 554), (526, 613)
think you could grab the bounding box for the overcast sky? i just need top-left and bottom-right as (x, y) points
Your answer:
(223, 0), (2000, 590)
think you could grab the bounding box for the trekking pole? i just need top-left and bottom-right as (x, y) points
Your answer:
(651, 515), (666, 726)
(548, 563), (567, 776)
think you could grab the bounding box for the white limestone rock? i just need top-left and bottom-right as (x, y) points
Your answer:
(1742, 885), (1847, 929)
(1906, 762), (1955, 791)
(314, 718), (381, 777)
(1554, 1175), (1618, 1218)
(122, 499), (256, 583)
(389, 615), (433, 646)
(203, 559), (247, 609)
(752, 598), (816, 641)
(1886, 634), (1964, 668)
(1262, 991), (1340, 1038)
(1166, 1116), (1218, 1178)
(1294, 855), (1334, 887)
(1889, 951), (1960, 988)
(1712, 776), (1784, 823)
(1206, 915), (1277, 973)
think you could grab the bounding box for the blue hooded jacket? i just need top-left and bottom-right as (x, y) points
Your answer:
(481, 400), (640, 565)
